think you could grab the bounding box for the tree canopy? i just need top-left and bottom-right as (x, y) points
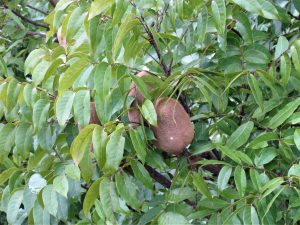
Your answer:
(1, 0), (300, 224)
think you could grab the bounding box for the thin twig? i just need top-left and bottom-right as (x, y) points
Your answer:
(26, 5), (48, 15)
(157, 3), (169, 32)
(53, 148), (64, 161)
(26, 31), (46, 37)
(288, 12), (300, 20)
(3, 5), (49, 29)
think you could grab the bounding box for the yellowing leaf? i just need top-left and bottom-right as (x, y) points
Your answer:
(70, 124), (97, 165)
(89, 0), (115, 20)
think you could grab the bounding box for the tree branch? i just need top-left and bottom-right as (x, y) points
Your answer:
(48, 0), (57, 7)
(3, 5), (49, 29)
(26, 5), (48, 15)
(144, 164), (171, 188)
(144, 164), (196, 208)
(137, 15), (192, 115)
(137, 15), (171, 77)
(26, 31), (46, 37)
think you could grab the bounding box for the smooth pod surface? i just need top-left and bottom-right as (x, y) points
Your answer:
(128, 106), (141, 127)
(90, 102), (100, 124)
(152, 97), (194, 155)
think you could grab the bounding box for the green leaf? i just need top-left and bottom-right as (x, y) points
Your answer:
(7, 190), (24, 224)
(197, 159), (231, 167)
(244, 45), (270, 65)
(288, 164), (300, 177)
(217, 165), (232, 191)
(0, 123), (16, 162)
(168, 187), (195, 203)
(0, 167), (19, 185)
(130, 161), (153, 190)
(89, 0), (115, 20)
(141, 99), (157, 127)
(243, 205), (261, 225)
(32, 61), (51, 86)
(44, 58), (64, 82)
(83, 178), (101, 216)
(158, 212), (188, 225)
(112, 0), (129, 26)
(92, 126), (108, 169)
(79, 150), (93, 183)
(73, 90), (90, 127)
(227, 121), (254, 150)
(70, 124), (97, 165)
(32, 99), (50, 133)
(211, 0), (226, 36)
(192, 172), (212, 199)
(6, 78), (20, 112)
(138, 206), (163, 225)
(129, 74), (152, 100)
(293, 0), (300, 12)
(235, 151), (253, 166)
(56, 91), (75, 127)
(261, 177), (284, 199)
(58, 57), (90, 95)
(234, 166), (247, 196)
(248, 132), (278, 148)
(113, 14), (140, 59)
(42, 185), (58, 217)
(231, 0), (281, 20)
(263, 186), (285, 220)
(267, 98), (300, 129)
(280, 53), (291, 85)
(66, 7), (86, 42)
(115, 171), (142, 210)
(198, 198), (228, 209)
(292, 40), (300, 75)
(197, 7), (208, 44)
(15, 123), (33, 159)
(32, 202), (50, 225)
(235, 12), (253, 44)
(103, 129), (125, 173)
(248, 74), (263, 110)
(99, 178), (118, 223)
(255, 147), (277, 166)
(25, 49), (47, 75)
(250, 169), (262, 191)
(65, 164), (80, 180)
(129, 129), (146, 163)
(53, 174), (69, 198)
(274, 36), (289, 60)
(217, 145), (242, 164)
(55, 0), (75, 11)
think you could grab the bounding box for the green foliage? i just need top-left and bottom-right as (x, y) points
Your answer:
(1, 0), (300, 224)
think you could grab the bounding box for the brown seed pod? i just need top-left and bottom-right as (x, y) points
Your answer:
(128, 70), (150, 105)
(152, 97), (194, 155)
(128, 71), (151, 126)
(128, 106), (141, 127)
(89, 102), (100, 124)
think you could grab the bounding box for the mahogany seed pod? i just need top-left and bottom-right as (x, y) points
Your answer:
(128, 71), (151, 126)
(152, 97), (194, 155)
(128, 70), (150, 105)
